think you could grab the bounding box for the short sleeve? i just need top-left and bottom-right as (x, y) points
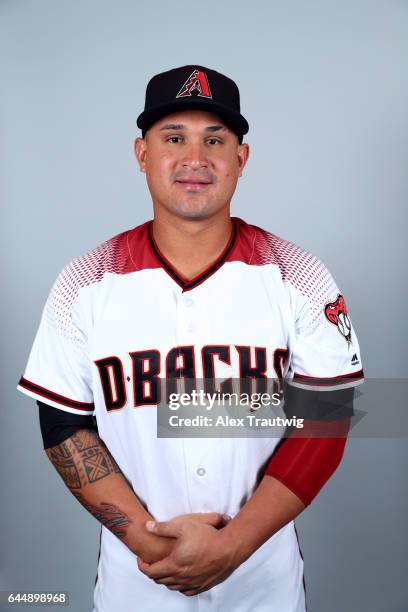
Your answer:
(286, 259), (364, 391)
(17, 263), (95, 415)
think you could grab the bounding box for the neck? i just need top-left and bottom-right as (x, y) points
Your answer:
(151, 209), (233, 281)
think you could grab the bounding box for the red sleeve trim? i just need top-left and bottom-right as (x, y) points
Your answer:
(292, 369), (364, 387)
(18, 377), (95, 411)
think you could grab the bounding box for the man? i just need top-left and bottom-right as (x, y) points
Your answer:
(18, 65), (364, 611)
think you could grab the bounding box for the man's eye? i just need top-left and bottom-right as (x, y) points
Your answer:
(167, 136), (182, 143)
(207, 138), (221, 145)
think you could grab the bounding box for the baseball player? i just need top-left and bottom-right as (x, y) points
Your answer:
(17, 65), (364, 611)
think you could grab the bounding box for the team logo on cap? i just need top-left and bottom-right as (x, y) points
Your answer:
(176, 69), (212, 99)
(324, 294), (352, 344)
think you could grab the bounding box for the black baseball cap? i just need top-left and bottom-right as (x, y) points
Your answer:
(137, 65), (249, 142)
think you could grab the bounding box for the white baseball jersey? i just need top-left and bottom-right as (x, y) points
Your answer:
(18, 217), (364, 612)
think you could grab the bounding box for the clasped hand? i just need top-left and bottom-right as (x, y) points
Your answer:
(137, 512), (237, 596)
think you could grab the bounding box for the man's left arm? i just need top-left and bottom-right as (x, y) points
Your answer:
(138, 422), (349, 596)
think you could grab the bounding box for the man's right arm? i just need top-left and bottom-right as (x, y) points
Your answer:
(44, 424), (175, 563)
(39, 402), (227, 563)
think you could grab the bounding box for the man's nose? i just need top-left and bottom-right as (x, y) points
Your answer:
(181, 141), (209, 169)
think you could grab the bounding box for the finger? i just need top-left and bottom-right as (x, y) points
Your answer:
(181, 589), (199, 597)
(220, 513), (232, 527)
(137, 558), (153, 574)
(155, 576), (190, 586)
(154, 574), (200, 587)
(137, 558), (179, 580)
(166, 584), (186, 591)
(195, 512), (231, 528)
(146, 520), (183, 539)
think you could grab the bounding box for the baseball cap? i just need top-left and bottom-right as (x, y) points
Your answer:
(137, 65), (249, 142)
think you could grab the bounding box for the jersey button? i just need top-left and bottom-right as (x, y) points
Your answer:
(196, 467), (206, 476)
(184, 297), (194, 307)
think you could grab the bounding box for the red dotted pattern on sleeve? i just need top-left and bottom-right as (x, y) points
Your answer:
(251, 224), (338, 331)
(44, 234), (125, 340)
(42, 221), (164, 341)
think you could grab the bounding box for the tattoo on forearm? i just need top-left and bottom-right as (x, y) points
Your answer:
(72, 491), (132, 539)
(47, 442), (82, 489)
(108, 452), (122, 474)
(46, 429), (132, 539)
(46, 429), (122, 487)
(71, 429), (99, 452)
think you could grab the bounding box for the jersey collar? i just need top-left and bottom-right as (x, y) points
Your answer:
(147, 218), (238, 291)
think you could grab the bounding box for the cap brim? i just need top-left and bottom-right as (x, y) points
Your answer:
(137, 98), (249, 137)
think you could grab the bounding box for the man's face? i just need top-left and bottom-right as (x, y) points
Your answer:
(134, 110), (249, 220)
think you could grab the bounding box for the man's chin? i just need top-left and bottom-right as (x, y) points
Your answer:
(167, 202), (218, 221)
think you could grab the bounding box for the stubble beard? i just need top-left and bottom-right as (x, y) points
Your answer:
(165, 196), (221, 221)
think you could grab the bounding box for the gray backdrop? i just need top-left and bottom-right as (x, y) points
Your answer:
(1, 1), (407, 611)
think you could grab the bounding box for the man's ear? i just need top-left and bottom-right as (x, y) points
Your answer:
(134, 137), (147, 173)
(237, 142), (250, 177)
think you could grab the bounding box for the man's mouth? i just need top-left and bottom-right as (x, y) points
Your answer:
(175, 179), (212, 191)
